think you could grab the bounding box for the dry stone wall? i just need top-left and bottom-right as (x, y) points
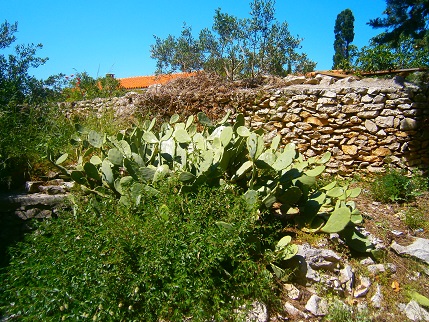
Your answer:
(61, 74), (429, 175)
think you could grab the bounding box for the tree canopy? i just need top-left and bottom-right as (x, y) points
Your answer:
(0, 20), (62, 106)
(368, 0), (429, 47)
(150, 0), (315, 80)
(332, 9), (355, 69)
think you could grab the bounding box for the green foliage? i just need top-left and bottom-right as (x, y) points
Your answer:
(61, 72), (125, 101)
(404, 207), (427, 230)
(354, 36), (429, 71)
(0, 183), (279, 321)
(53, 112), (367, 251)
(333, 9), (355, 69)
(370, 168), (427, 203)
(0, 103), (76, 190)
(368, 0), (429, 48)
(325, 300), (372, 322)
(0, 21), (64, 107)
(150, 0), (315, 79)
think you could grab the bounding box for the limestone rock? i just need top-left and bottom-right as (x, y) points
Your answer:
(284, 283), (301, 300)
(371, 284), (383, 309)
(400, 118), (418, 131)
(364, 119), (378, 133)
(284, 302), (309, 319)
(398, 300), (429, 321)
(354, 276), (371, 298)
(391, 238), (429, 265)
(342, 145), (358, 155)
(245, 301), (268, 322)
(305, 294), (328, 316)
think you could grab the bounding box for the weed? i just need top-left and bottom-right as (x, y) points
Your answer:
(403, 207), (427, 230)
(0, 182), (280, 321)
(325, 300), (373, 322)
(370, 168), (427, 203)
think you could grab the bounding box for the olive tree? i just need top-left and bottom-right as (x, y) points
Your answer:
(150, 0), (315, 80)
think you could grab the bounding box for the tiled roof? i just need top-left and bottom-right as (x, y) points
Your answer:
(119, 72), (198, 89)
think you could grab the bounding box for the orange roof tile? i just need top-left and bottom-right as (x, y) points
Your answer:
(119, 72), (198, 89)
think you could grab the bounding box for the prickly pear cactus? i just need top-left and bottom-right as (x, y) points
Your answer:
(52, 112), (369, 252)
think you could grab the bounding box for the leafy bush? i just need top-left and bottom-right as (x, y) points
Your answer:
(0, 103), (76, 190)
(370, 168), (427, 203)
(0, 182), (279, 321)
(404, 207), (427, 230)
(61, 72), (125, 102)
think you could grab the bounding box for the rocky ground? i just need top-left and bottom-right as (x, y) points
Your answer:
(265, 185), (429, 322)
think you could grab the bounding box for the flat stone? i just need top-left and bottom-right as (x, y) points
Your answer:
(284, 283), (301, 300)
(372, 147), (391, 156)
(398, 300), (429, 321)
(354, 276), (371, 298)
(305, 294), (328, 316)
(400, 118), (418, 130)
(342, 145), (358, 155)
(284, 302), (309, 319)
(364, 119), (378, 133)
(371, 284), (383, 308)
(391, 238), (429, 264)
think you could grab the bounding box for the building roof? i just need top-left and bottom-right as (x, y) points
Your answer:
(118, 72), (197, 89)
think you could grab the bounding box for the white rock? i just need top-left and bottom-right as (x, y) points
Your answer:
(305, 294), (328, 316)
(245, 301), (268, 322)
(284, 301), (308, 319)
(399, 300), (429, 321)
(354, 276), (372, 298)
(339, 265), (354, 292)
(391, 238), (429, 265)
(284, 283), (301, 300)
(371, 284), (383, 308)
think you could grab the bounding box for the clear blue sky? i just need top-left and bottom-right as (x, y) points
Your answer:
(3, 0), (387, 80)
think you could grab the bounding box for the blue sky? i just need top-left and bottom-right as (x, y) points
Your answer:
(3, 0), (387, 80)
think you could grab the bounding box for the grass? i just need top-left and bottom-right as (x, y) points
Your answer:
(370, 168), (427, 203)
(0, 181), (281, 321)
(0, 102), (143, 191)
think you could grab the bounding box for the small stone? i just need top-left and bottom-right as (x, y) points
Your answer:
(245, 301), (268, 322)
(339, 265), (354, 292)
(367, 264), (386, 275)
(360, 257), (375, 266)
(305, 294), (328, 316)
(400, 118), (418, 130)
(342, 145), (358, 155)
(284, 284), (301, 300)
(371, 284), (383, 309)
(354, 276), (371, 298)
(372, 147), (391, 156)
(364, 119), (378, 133)
(284, 302), (309, 319)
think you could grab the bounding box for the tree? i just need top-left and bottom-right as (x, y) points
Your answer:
(150, 0), (315, 80)
(332, 9), (355, 69)
(368, 0), (429, 47)
(199, 9), (247, 80)
(0, 20), (49, 107)
(355, 36), (429, 71)
(151, 24), (204, 74)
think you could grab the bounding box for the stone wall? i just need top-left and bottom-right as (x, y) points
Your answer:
(60, 74), (429, 175)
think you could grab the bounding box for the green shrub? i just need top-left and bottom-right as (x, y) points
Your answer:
(0, 103), (76, 189)
(404, 207), (427, 230)
(0, 182), (279, 321)
(370, 168), (427, 203)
